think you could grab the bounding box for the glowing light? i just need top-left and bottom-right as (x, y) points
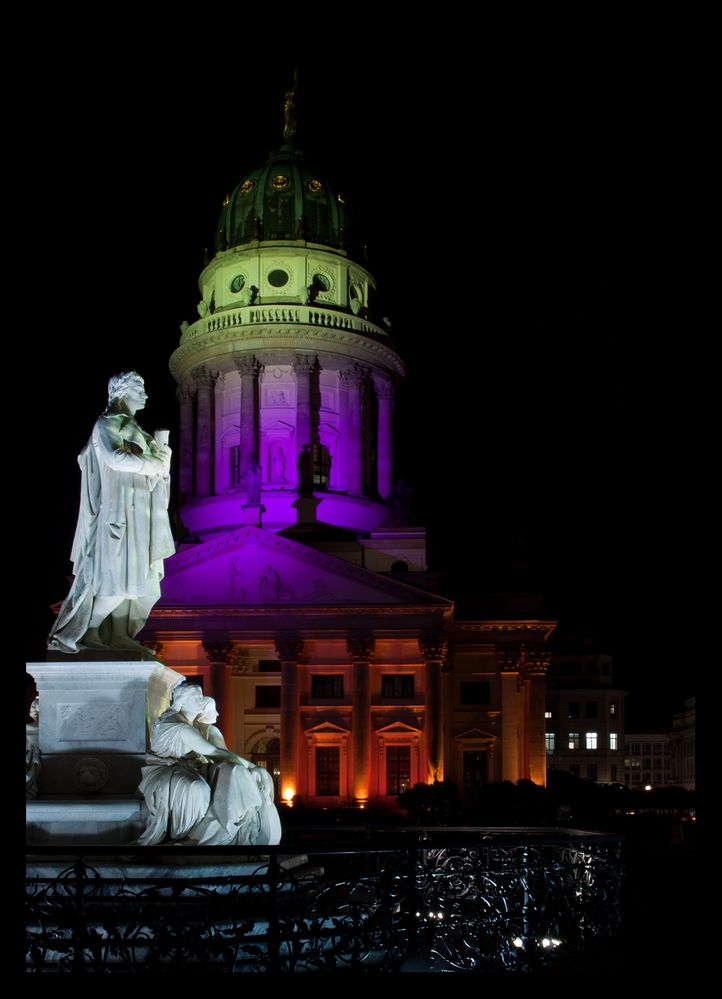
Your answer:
(282, 787), (295, 802)
(541, 938), (551, 948)
(512, 937), (524, 948)
(644, 784), (652, 791)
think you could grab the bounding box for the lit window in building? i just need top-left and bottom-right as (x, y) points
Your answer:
(311, 675), (344, 699)
(315, 746), (340, 795)
(586, 702), (598, 719)
(611, 765), (618, 781)
(255, 685), (281, 708)
(382, 675), (414, 699)
(545, 710), (553, 719)
(568, 702), (580, 719)
(460, 681), (491, 705)
(230, 445), (241, 487)
(386, 745), (411, 795)
(463, 750), (489, 794)
(610, 702), (617, 717)
(587, 764), (598, 781)
(545, 733), (555, 752)
(586, 732), (598, 750)
(568, 732), (580, 750)
(609, 733), (618, 750)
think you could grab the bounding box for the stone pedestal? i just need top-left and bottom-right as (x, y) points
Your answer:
(27, 659), (185, 797)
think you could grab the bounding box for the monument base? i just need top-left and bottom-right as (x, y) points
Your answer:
(26, 797), (146, 845)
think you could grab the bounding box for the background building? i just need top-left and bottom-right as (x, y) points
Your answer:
(544, 646), (626, 784)
(670, 697), (695, 790)
(624, 732), (674, 789)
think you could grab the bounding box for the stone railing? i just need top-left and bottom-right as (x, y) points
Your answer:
(182, 305), (389, 344)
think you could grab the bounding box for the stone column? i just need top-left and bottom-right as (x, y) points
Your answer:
(347, 636), (375, 805)
(523, 649), (550, 787)
(203, 641), (233, 749)
(293, 354), (315, 456)
(499, 651), (521, 782)
(235, 354), (264, 473)
(213, 371), (225, 494)
(275, 637), (304, 803)
(419, 638), (448, 782)
(194, 367), (213, 498)
(176, 381), (195, 502)
(373, 375), (394, 500)
(341, 363), (367, 496)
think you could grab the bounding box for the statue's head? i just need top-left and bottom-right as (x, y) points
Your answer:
(197, 696), (219, 724)
(107, 371), (146, 412)
(172, 682), (204, 718)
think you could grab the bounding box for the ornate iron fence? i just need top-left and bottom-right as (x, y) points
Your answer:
(26, 830), (623, 973)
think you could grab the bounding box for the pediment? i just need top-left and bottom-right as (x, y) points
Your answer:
(159, 526), (452, 608)
(305, 722), (350, 735)
(454, 727), (497, 743)
(375, 721), (422, 735)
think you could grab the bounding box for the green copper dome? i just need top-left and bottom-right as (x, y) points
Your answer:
(216, 144), (359, 257)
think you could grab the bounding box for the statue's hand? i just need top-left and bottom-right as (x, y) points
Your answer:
(157, 444), (172, 465)
(227, 752), (251, 768)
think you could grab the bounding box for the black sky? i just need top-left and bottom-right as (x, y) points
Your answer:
(23, 41), (694, 728)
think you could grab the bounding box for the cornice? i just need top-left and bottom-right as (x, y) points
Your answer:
(451, 621), (557, 641)
(149, 605), (450, 619)
(169, 324), (405, 380)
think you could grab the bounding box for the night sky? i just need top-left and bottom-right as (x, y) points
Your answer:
(24, 45), (692, 730)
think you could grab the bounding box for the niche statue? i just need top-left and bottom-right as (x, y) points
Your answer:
(48, 372), (175, 654)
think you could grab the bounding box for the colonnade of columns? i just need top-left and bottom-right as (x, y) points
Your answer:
(175, 354), (395, 503)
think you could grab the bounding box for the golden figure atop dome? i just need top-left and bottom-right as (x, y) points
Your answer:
(282, 69), (299, 142)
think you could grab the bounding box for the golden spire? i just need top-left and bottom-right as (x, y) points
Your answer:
(282, 69), (299, 142)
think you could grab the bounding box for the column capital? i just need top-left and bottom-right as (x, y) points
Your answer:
(347, 636), (375, 662)
(372, 374), (395, 400)
(418, 637), (449, 664)
(203, 640), (232, 664)
(274, 637), (304, 662)
(234, 354), (264, 378)
(292, 353), (317, 375)
(339, 362), (370, 385)
(175, 381), (196, 403)
(497, 644), (550, 679)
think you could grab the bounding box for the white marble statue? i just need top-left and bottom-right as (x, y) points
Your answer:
(48, 372), (175, 654)
(26, 697), (41, 799)
(137, 684), (281, 846)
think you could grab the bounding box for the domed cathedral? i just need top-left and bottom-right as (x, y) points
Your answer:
(145, 78), (554, 810)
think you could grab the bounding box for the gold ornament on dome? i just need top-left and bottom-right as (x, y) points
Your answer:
(222, 193), (230, 206)
(307, 178), (323, 194)
(272, 174), (289, 190)
(337, 192), (347, 205)
(240, 179), (254, 194)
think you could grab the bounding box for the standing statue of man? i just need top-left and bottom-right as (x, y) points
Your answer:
(48, 371), (175, 654)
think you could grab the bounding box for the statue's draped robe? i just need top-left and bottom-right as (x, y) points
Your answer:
(138, 711), (281, 846)
(48, 408), (174, 652)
